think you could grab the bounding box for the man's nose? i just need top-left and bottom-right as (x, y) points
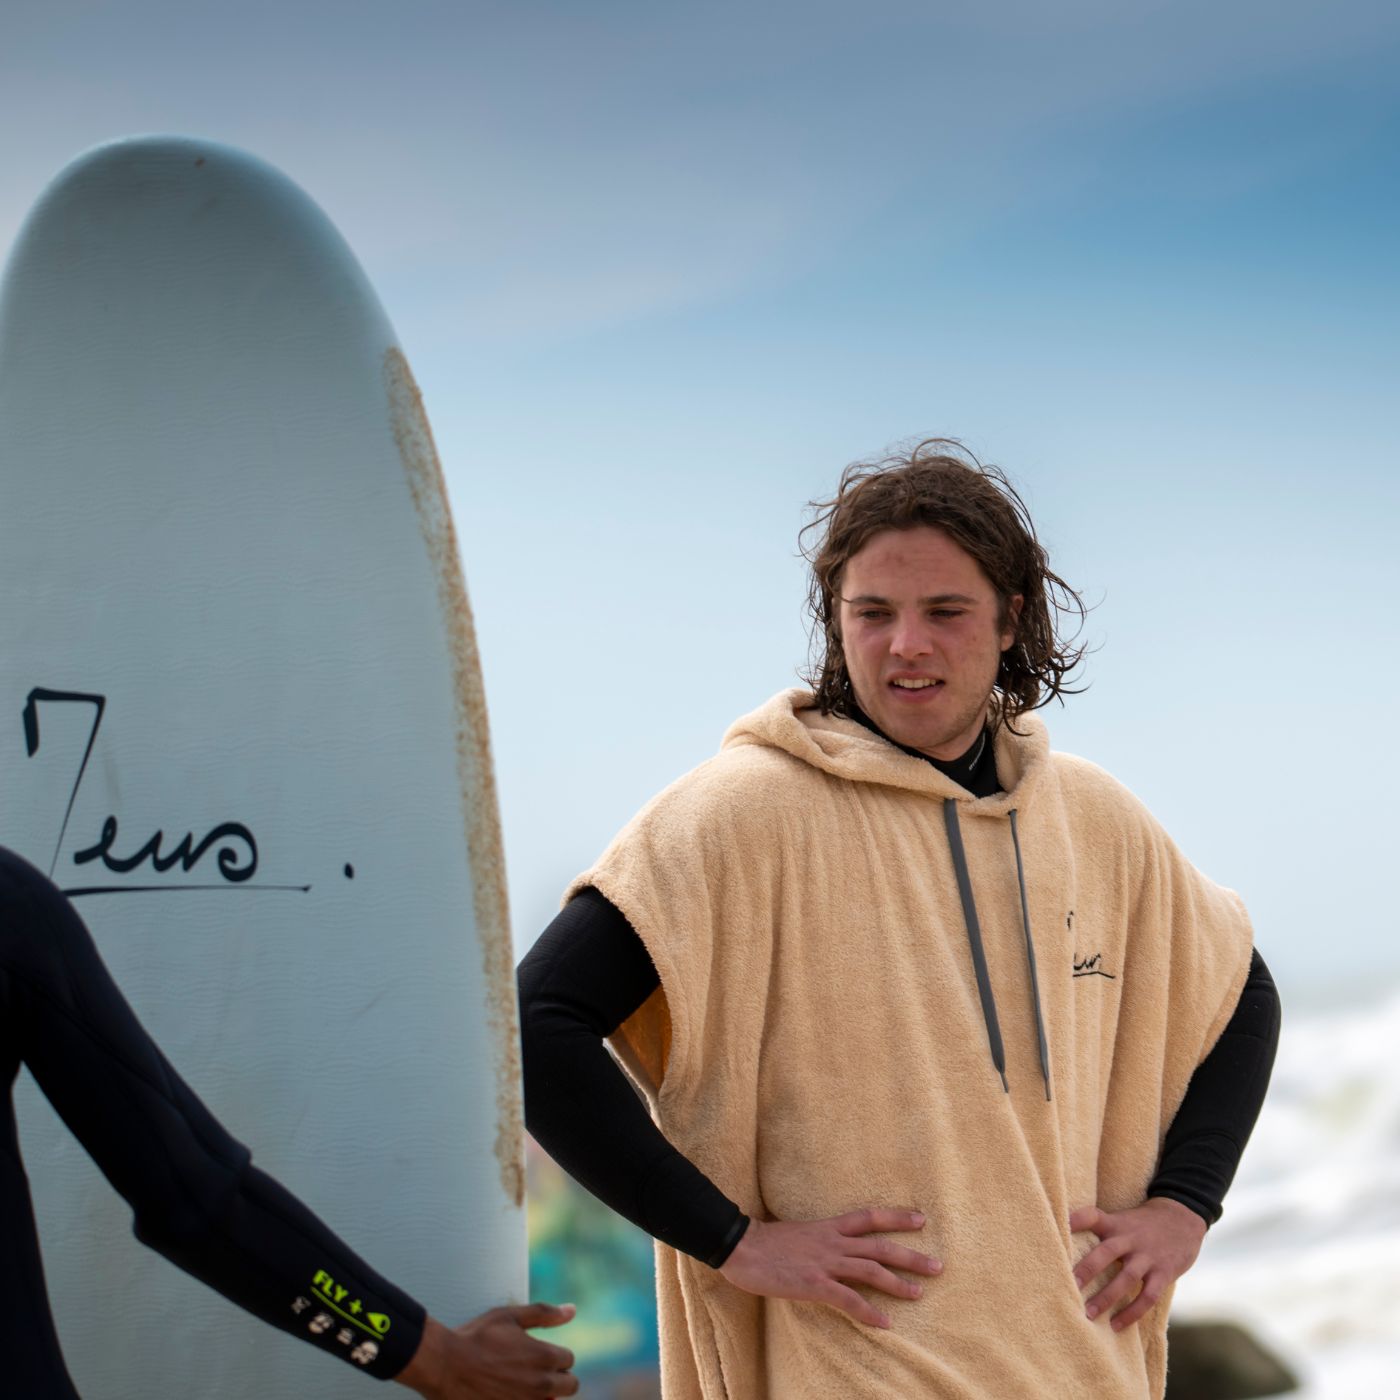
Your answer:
(889, 620), (933, 658)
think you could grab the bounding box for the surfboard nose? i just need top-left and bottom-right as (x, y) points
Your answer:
(1, 136), (392, 411)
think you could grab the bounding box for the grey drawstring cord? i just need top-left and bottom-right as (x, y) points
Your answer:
(1009, 809), (1053, 1102)
(942, 799), (1054, 1101)
(943, 799), (1008, 1092)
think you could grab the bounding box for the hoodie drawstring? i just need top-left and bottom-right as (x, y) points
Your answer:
(942, 799), (1008, 1092)
(942, 800), (1053, 1101)
(1009, 809), (1053, 1101)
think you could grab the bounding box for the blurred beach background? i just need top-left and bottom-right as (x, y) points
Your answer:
(4, 3), (1397, 1394)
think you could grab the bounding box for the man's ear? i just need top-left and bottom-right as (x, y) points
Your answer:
(1001, 594), (1024, 650)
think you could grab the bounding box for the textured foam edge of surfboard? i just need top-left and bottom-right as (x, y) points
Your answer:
(0, 134), (526, 1208)
(384, 346), (525, 1209)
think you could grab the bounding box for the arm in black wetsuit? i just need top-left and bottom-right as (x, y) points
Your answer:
(518, 889), (1281, 1266)
(1146, 948), (1280, 1224)
(0, 847), (424, 1394)
(2, 847), (582, 1400)
(517, 887), (748, 1266)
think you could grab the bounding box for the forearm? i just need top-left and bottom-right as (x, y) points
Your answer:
(519, 888), (747, 1266)
(137, 1160), (425, 1377)
(1148, 947), (1280, 1224)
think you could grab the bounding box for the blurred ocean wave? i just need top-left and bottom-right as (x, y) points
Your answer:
(1173, 986), (1400, 1396)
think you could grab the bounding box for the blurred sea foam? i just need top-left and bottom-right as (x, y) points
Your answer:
(1173, 986), (1400, 1396)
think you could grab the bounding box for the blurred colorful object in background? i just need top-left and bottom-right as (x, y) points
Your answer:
(527, 1136), (660, 1398)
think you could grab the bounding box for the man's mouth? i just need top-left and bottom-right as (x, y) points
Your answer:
(889, 677), (943, 691)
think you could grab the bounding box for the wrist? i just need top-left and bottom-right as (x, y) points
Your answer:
(1147, 1195), (1209, 1236)
(719, 1217), (762, 1277)
(708, 1212), (752, 1269)
(392, 1315), (447, 1395)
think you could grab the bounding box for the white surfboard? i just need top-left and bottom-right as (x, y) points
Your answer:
(0, 136), (525, 1396)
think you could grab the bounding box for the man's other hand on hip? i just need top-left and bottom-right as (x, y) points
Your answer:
(1071, 1198), (1207, 1332)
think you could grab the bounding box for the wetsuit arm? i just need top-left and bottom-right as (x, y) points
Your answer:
(518, 887), (748, 1266)
(0, 849), (424, 1381)
(1147, 947), (1280, 1226)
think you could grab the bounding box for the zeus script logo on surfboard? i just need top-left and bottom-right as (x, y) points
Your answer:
(23, 686), (320, 899)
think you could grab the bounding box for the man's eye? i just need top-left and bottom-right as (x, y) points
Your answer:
(857, 610), (889, 621)
(930, 609), (964, 619)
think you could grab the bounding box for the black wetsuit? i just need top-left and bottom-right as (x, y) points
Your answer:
(519, 724), (1281, 1266)
(0, 846), (425, 1397)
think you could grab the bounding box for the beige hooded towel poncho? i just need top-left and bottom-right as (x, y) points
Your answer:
(568, 690), (1253, 1399)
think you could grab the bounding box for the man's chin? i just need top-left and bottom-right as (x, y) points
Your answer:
(879, 719), (958, 758)
(871, 708), (983, 762)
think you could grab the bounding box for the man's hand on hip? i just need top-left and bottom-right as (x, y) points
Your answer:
(718, 1208), (941, 1328)
(1070, 1197), (1207, 1332)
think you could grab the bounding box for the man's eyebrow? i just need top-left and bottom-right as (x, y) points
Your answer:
(840, 592), (980, 606)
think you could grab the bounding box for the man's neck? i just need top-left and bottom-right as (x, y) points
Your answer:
(847, 702), (1002, 798)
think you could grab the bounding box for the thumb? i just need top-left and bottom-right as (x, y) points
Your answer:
(507, 1302), (577, 1330)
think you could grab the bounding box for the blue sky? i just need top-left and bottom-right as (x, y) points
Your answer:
(3, 2), (1398, 998)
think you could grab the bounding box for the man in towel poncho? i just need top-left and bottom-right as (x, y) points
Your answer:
(519, 441), (1280, 1398)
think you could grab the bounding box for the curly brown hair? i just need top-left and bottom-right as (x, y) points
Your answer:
(800, 439), (1087, 732)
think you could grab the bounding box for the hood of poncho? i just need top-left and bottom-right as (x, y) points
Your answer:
(722, 686), (1049, 813)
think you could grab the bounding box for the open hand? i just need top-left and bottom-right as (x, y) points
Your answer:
(395, 1302), (578, 1398)
(719, 1207), (940, 1328)
(1070, 1198), (1207, 1332)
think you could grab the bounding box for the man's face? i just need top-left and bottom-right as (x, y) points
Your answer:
(837, 525), (1021, 761)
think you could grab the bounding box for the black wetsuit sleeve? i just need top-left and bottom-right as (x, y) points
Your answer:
(518, 887), (748, 1267)
(0, 848), (424, 1388)
(1147, 947), (1280, 1225)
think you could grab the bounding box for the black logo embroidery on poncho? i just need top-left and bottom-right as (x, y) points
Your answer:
(1072, 952), (1116, 980)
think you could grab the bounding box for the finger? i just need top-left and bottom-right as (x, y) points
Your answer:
(847, 1235), (943, 1276)
(509, 1302), (577, 1329)
(815, 1279), (891, 1329)
(1085, 1261), (1143, 1321)
(1111, 1275), (1165, 1332)
(1073, 1239), (1126, 1289)
(1069, 1205), (1106, 1236)
(546, 1371), (581, 1397)
(532, 1340), (576, 1370)
(832, 1256), (925, 1300)
(835, 1207), (926, 1237)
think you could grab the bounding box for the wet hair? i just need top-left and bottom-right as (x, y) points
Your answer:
(800, 438), (1087, 731)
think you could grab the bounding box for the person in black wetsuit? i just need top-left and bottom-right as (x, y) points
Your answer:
(518, 440), (1280, 1392)
(0, 846), (578, 1400)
